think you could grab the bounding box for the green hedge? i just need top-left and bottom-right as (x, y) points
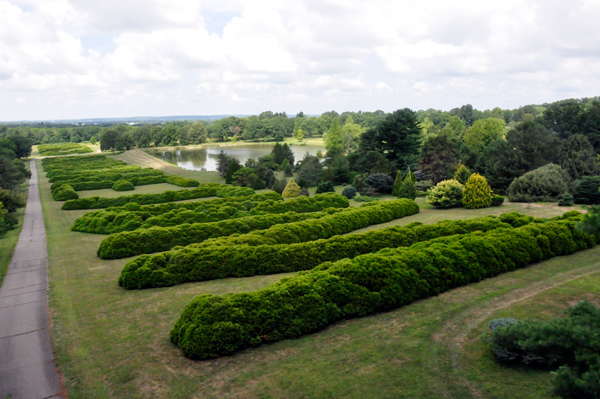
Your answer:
(61, 184), (255, 210)
(99, 210), (343, 259)
(165, 175), (200, 187)
(38, 143), (93, 156)
(119, 212), (538, 289)
(42, 155), (126, 176)
(170, 213), (597, 359)
(48, 166), (141, 182)
(73, 192), (345, 234)
(112, 180), (135, 191)
(51, 184), (79, 201)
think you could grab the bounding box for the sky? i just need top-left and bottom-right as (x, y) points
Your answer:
(1, 0), (600, 121)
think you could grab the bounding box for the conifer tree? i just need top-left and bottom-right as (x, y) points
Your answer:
(398, 173), (417, 200)
(282, 178), (301, 198)
(392, 170), (403, 196)
(454, 164), (471, 185)
(462, 173), (493, 209)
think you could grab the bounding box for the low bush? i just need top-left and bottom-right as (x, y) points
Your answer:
(51, 184), (79, 201)
(557, 193), (574, 206)
(73, 193), (346, 234)
(112, 180), (135, 191)
(119, 213), (533, 289)
(99, 211), (335, 259)
(38, 143), (93, 156)
(341, 186), (357, 199)
(166, 175), (200, 187)
(0, 202), (18, 236)
(491, 301), (600, 398)
(316, 182), (335, 194)
(364, 173), (394, 194)
(61, 184), (254, 210)
(427, 179), (464, 208)
(507, 163), (571, 202)
(354, 195), (378, 202)
(491, 195), (505, 206)
(170, 213), (596, 359)
(571, 176), (600, 205)
(462, 173), (493, 209)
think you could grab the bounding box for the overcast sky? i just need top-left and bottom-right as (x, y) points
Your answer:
(2, 0), (600, 121)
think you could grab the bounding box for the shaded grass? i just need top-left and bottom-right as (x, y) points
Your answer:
(41, 157), (597, 399)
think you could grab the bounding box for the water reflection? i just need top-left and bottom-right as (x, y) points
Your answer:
(153, 144), (325, 172)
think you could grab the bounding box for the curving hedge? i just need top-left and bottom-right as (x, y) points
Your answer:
(118, 212), (539, 289)
(73, 193), (346, 234)
(170, 213), (597, 360)
(38, 143), (93, 156)
(61, 184), (255, 210)
(165, 175), (200, 187)
(98, 210), (342, 259)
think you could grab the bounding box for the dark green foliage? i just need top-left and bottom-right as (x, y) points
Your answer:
(165, 175), (199, 187)
(225, 159), (242, 184)
(454, 164), (471, 185)
(560, 134), (597, 179)
(38, 143), (93, 156)
(397, 173), (416, 200)
(341, 186), (357, 199)
(576, 206), (600, 235)
(119, 213), (528, 290)
(284, 164), (293, 177)
(112, 180), (134, 191)
(415, 180), (434, 192)
(491, 195), (505, 206)
(7, 135), (32, 158)
(271, 178), (287, 194)
(491, 301), (600, 398)
(299, 187), (309, 197)
(316, 181), (335, 194)
(0, 202), (18, 236)
(0, 189), (25, 213)
(364, 173), (394, 194)
(507, 163), (570, 202)
(392, 170), (402, 196)
(557, 193), (574, 206)
(571, 176), (600, 204)
(99, 211), (332, 259)
(73, 192), (340, 234)
(62, 184), (254, 210)
(119, 199), (420, 289)
(169, 213), (596, 359)
(419, 131), (458, 183)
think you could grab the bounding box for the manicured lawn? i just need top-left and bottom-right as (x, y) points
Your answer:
(40, 155), (596, 399)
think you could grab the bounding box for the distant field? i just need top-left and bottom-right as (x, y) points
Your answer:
(39, 153), (597, 399)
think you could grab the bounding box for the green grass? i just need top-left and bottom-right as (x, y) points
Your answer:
(40, 156), (597, 399)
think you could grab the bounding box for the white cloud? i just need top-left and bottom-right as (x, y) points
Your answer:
(1, 0), (600, 120)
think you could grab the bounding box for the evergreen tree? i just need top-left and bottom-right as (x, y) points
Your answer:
(284, 164), (294, 177)
(90, 136), (97, 145)
(216, 150), (230, 178)
(397, 173), (417, 200)
(560, 134), (597, 179)
(271, 178), (287, 194)
(282, 178), (301, 198)
(419, 132), (458, 183)
(325, 117), (345, 157)
(454, 164), (471, 185)
(462, 173), (493, 209)
(225, 158), (242, 184)
(281, 143), (295, 166)
(296, 153), (323, 186)
(392, 170), (403, 196)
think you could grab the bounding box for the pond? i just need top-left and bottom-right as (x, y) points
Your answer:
(152, 144), (326, 172)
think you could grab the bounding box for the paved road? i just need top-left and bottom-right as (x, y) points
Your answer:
(0, 160), (63, 399)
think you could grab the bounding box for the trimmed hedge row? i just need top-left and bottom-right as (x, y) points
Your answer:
(48, 166), (141, 182)
(165, 175), (200, 187)
(118, 212), (539, 289)
(51, 168), (164, 185)
(99, 210), (343, 259)
(170, 213), (597, 359)
(61, 184), (255, 210)
(38, 143), (93, 156)
(73, 193), (345, 234)
(42, 155), (127, 176)
(51, 184), (79, 201)
(113, 180), (135, 191)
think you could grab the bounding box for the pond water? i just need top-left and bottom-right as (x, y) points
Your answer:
(152, 144), (325, 172)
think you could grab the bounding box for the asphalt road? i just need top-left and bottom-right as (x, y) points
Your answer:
(0, 160), (63, 399)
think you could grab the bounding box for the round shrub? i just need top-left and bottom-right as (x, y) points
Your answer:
(112, 180), (135, 191)
(341, 186), (357, 199)
(507, 163), (570, 202)
(462, 173), (493, 209)
(426, 179), (464, 208)
(491, 195), (505, 206)
(316, 181), (335, 194)
(557, 192), (574, 206)
(364, 173), (394, 194)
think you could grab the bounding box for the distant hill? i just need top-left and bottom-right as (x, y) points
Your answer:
(1, 115), (252, 125)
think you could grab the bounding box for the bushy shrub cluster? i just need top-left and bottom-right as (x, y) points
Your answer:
(119, 213), (533, 289)
(99, 211), (335, 259)
(397, 173), (416, 200)
(170, 213), (596, 360)
(38, 143), (93, 156)
(491, 195), (505, 206)
(316, 181), (335, 194)
(112, 180), (135, 191)
(42, 155), (126, 176)
(491, 301), (600, 398)
(341, 186), (357, 199)
(507, 163), (570, 202)
(165, 175), (200, 187)
(0, 202), (18, 236)
(73, 193), (346, 234)
(61, 184), (254, 210)
(557, 193), (574, 206)
(118, 199), (420, 286)
(426, 179), (464, 208)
